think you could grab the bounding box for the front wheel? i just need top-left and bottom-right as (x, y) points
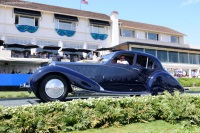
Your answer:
(39, 75), (69, 102)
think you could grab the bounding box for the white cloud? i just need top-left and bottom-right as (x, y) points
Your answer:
(180, 0), (200, 7)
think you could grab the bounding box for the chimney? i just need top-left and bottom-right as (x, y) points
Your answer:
(110, 11), (119, 47)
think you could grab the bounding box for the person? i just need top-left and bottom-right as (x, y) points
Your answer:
(27, 69), (33, 74)
(117, 55), (129, 64)
(195, 70), (198, 78)
(11, 69), (18, 74)
(2, 69), (7, 74)
(89, 53), (93, 60)
(191, 70), (196, 78)
(93, 53), (97, 60)
(182, 70), (186, 77)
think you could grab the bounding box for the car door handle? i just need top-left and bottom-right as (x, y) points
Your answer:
(131, 68), (139, 71)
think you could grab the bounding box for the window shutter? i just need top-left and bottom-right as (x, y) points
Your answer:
(157, 34), (159, 41)
(145, 32), (148, 39)
(132, 31), (135, 37)
(15, 15), (19, 24)
(35, 18), (39, 26)
(120, 29), (122, 36)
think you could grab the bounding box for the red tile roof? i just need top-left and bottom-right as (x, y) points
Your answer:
(1, 0), (184, 35)
(119, 19), (184, 35)
(1, 0), (110, 21)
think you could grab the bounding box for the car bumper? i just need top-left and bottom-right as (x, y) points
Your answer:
(20, 83), (32, 93)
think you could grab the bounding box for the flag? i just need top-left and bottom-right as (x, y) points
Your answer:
(81, 0), (88, 4)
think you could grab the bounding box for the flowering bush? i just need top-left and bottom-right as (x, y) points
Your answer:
(0, 92), (200, 132)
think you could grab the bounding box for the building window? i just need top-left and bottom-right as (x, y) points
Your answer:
(6, 37), (31, 44)
(36, 40), (58, 54)
(157, 50), (168, 62)
(145, 32), (159, 41)
(5, 37), (31, 51)
(87, 44), (98, 50)
(168, 51), (178, 63)
(179, 52), (189, 63)
(37, 40), (58, 47)
(15, 15), (39, 26)
(121, 29), (135, 37)
(145, 49), (156, 56)
(199, 55), (200, 64)
(90, 25), (105, 34)
(55, 20), (76, 31)
(171, 36), (179, 43)
(189, 53), (199, 64)
(131, 47), (144, 52)
(63, 42), (83, 49)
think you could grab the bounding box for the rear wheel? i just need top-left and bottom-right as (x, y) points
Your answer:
(151, 87), (163, 95)
(39, 75), (68, 102)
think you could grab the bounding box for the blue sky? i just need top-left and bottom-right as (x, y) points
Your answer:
(25, 0), (200, 48)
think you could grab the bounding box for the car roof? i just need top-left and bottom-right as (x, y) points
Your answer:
(112, 50), (164, 69)
(114, 50), (156, 58)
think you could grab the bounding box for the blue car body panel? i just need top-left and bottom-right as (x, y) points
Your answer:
(27, 50), (184, 95)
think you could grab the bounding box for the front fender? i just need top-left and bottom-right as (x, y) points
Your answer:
(146, 71), (184, 93)
(29, 66), (102, 92)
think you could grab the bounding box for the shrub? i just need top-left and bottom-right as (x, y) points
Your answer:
(0, 93), (200, 132)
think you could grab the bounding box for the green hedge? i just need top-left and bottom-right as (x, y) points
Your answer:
(178, 78), (200, 87)
(1, 92), (200, 132)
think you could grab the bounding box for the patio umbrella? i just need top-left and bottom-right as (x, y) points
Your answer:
(37, 51), (53, 54)
(23, 44), (39, 49)
(0, 40), (4, 46)
(77, 49), (92, 53)
(42, 51), (53, 54)
(4, 43), (25, 48)
(61, 48), (77, 52)
(95, 47), (114, 51)
(43, 45), (61, 50)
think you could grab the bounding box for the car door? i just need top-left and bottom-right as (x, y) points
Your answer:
(99, 54), (146, 92)
(134, 54), (157, 84)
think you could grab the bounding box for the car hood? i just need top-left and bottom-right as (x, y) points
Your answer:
(50, 61), (103, 79)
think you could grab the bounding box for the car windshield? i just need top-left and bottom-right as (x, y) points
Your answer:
(97, 52), (115, 63)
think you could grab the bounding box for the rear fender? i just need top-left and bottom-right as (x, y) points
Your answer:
(30, 66), (102, 92)
(146, 71), (184, 93)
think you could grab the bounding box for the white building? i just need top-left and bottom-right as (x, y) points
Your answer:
(0, 0), (199, 76)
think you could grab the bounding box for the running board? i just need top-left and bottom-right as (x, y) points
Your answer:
(71, 90), (151, 97)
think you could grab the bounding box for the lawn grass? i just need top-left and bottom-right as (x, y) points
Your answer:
(0, 87), (200, 99)
(0, 91), (35, 98)
(188, 87), (200, 92)
(69, 120), (200, 133)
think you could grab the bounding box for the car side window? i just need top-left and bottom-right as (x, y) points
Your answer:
(136, 55), (147, 67)
(136, 55), (156, 69)
(147, 58), (154, 69)
(112, 54), (135, 65)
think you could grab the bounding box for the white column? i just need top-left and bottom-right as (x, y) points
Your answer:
(189, 69), (192, 78)
(31, 38), (37, 55)
(58, 41), (63, 56)
(110, 11), (119, 47)
(83, 42), (87, 58)
(1, 36), (5, 50)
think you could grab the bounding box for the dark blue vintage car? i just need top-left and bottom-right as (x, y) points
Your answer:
(26, 50), (184, 102)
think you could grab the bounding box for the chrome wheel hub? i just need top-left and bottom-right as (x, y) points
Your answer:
(45, 79), (65, 98)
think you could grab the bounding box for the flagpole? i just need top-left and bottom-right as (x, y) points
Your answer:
(80, 0), (81, 10)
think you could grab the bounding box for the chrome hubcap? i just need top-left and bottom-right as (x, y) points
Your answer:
(45, 79), (65, 98)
